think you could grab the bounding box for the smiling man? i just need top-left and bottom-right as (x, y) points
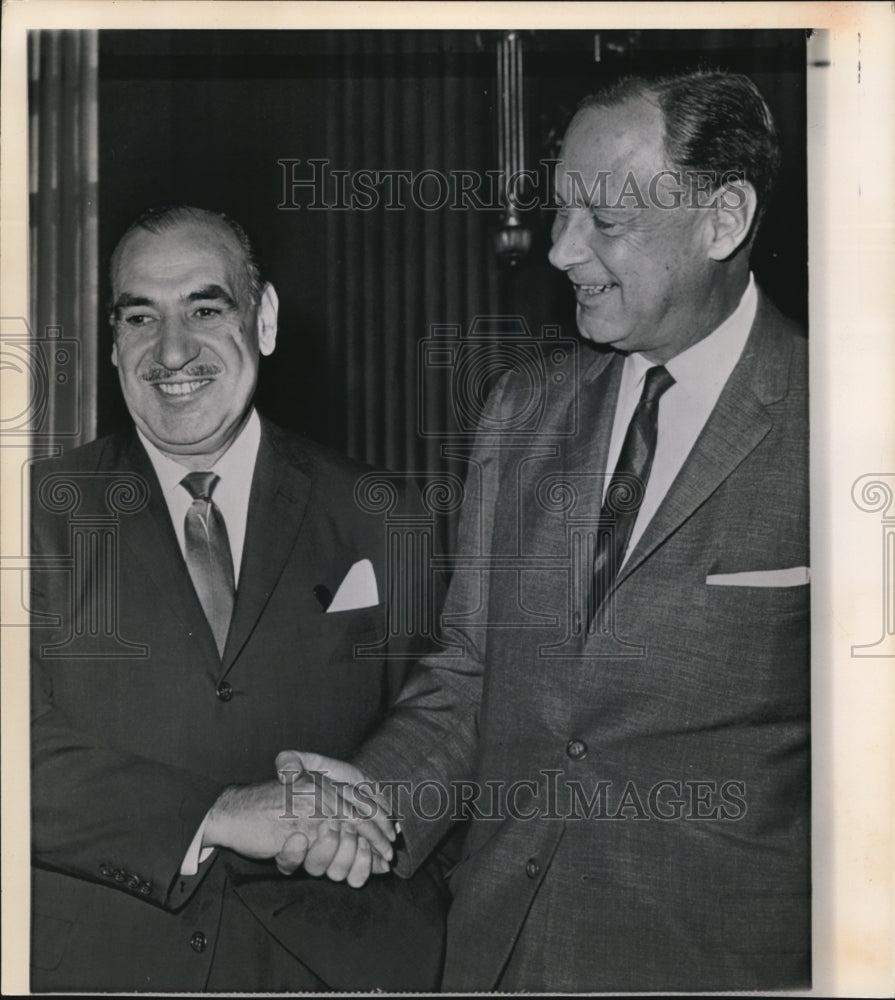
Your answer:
(29, 206), (446, 992)
(109, 213), (278, 466)
(549, 88), (761, 361)
(280, 71), (810, 992)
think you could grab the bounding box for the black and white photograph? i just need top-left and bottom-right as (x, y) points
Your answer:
(1, 3), (893, 996)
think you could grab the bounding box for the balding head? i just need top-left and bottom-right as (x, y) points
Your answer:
(111, 206), (264, 308)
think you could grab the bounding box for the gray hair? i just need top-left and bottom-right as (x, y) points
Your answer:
(110, 205), (264, 305)
(579, 70), (781, 226)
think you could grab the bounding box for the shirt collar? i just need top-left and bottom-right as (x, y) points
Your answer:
(137, 409), (262, 498)
(628, 273), (757, 393)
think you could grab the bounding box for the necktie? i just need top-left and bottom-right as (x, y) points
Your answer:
(181, 471), (235, 657)
(589, 365), (675, 629)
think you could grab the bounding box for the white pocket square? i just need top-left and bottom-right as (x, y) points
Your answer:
(327, 558), (379, 612)
(705, 567), (810, 587)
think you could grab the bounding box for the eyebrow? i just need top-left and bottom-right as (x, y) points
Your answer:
(112, 285), (237, 313)
(186, 285), (237, 307)
(111, 293), (153, 315)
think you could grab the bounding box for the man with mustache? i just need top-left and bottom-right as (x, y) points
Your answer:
(280, 70), (810, 992)
(29, 205), (446, 991)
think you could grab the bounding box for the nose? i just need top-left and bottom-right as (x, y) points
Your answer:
(548, 209), (593, 271)
(153, 315), (201, 371)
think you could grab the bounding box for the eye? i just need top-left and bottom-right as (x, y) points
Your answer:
(121, 313), (156, 328)
(192, 307), (222, 319)
(591, 212), (621, 234)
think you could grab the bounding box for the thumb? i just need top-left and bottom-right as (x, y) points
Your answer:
(275, 831), (310, 875)
(276, 750), (352, 782)
(276, 749), (307, 782)
(278, 750), (366, 784)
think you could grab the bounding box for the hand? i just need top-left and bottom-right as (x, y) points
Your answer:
(202, 763), (395, 870)
(275, 823), (389, 887)
(274, 750), (394, 887)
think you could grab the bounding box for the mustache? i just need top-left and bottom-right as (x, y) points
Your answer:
(139, 364), (222, 383)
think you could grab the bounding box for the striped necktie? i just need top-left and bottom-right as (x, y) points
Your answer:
(589, 365), (675, 630)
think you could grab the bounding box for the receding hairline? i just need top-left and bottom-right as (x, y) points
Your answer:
(560, 94), (670, 175)
(112, 213), (245, 265)
(109, 216), (254, 297)
(567, 91), (664, 137)
(571, 71), (780, 222)
(109, 205), (266, 314)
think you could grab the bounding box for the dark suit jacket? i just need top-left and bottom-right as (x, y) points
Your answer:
(355, 293), (810, 992)
(30, 418), (446, 992)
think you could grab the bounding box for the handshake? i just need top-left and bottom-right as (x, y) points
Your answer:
(201, 751), (393, 888)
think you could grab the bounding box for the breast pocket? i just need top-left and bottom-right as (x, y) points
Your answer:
(301, 603), (387, 663)
(697, 580), (810, 702)
(702, 580), (809, 630)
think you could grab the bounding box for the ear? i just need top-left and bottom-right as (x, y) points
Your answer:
(256, 283), (279, 357)
(705, 179), (758, 261)
(109, 309), (120, 367)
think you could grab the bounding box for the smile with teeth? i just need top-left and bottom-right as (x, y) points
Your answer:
(155, 379), (212, 396)
(575, 282), (618, 296)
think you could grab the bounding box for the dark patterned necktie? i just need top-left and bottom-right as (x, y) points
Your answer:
(181, 471), (235, 658)
(589, 365), (676, 630)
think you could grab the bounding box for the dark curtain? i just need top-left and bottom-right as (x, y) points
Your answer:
(95, 28), (805, 490)
(97, 30), (503, 496)
(321, 31), (502, 477)
(28, 30), (99, 452)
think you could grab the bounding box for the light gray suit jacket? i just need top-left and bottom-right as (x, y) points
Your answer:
(355, 292), (810, 992)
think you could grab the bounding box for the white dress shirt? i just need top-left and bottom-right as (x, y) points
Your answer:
(604, 275), (757, 566)
(136, 409), (262, 876)
(137, 409), (261, 583)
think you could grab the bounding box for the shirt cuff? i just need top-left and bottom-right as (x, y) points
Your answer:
(180, 813), (215, 876)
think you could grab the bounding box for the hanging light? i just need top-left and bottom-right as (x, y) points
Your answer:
(492, 31), (533, 266)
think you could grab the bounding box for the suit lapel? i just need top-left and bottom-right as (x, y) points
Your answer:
(614, 295), (794, 589)
(518, 348), (620, 568)
(615, 370), (771, 586)
(220, 421), (312, 673)
(562, 348), (623, 510)
(107, 432), (221, 667)
(516, 350), (621, 648)
(105, 422), (314, 674)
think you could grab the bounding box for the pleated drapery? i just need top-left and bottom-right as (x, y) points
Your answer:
(322, 31), (502, 479)
(28, 30), (99, 451)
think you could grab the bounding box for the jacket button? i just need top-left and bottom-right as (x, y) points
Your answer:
(190, 931), (208, 953)
(113, 868), (126, 882)
(566, 739), (588, 760)
(139, 881), (152, 895)
(525, 858), (540, 879)
(216, 682), (233, 702)
(126, 874), (141, 890)
(99, 863), (112, 878)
